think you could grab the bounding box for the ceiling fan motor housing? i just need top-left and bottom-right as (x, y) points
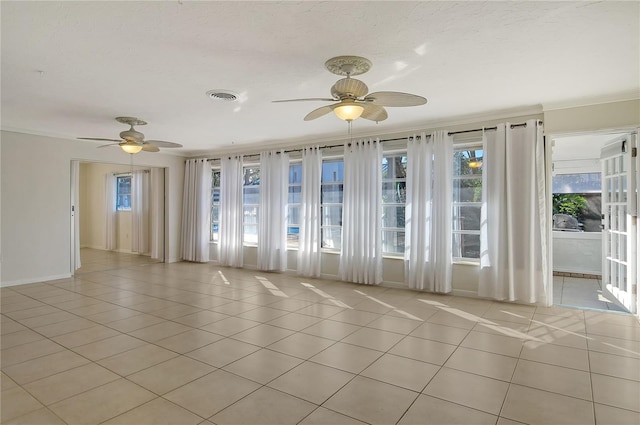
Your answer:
(331, 78), (369, 100)
(119, 128), (144, 142)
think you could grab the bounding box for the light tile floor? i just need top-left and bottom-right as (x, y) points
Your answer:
(75, 248), (161, 275)
(553, 275), (628, 312)
(1, 251), (639, 424)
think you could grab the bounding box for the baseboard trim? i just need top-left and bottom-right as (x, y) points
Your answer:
(1, 273), (73, 287)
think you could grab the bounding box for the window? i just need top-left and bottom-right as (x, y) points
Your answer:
(382, 154), (407, 255)
(210, 169), (220, 242)
(288, 163), (302, 248)
(321, 160), (344, 250)
(452, 147), (483, 260)
(116, 175), (131, 211)
(552, 172), (601, 232)
(243, 166), (260, 245)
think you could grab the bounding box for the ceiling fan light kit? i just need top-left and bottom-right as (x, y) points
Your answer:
(274, 55), (427, 123)
(120, 142), (143, 154)
(333, 102), (364, 121)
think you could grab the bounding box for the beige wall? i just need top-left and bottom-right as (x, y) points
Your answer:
(544, 99), (640, 135)
(0, 131), (184, 286)
(79, 162), (132, 251)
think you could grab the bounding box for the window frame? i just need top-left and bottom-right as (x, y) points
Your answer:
(210, 168), (220, 242)
(287, 161), (302, 249)
(452, 142), (483, 262)
(242, 165), (260, 246)
(381, 151), (407, 257)
(115, 174), (132, 211)
(321, 158), (344, 252)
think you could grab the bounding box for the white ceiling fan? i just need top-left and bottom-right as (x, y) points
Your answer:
(273, 56), (427, 122)
(79, 117), (183, 154)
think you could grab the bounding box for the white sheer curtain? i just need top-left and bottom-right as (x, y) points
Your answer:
(105, 173), (117, 251)
(149, 168), (165, 260)
(71, 161), (81, 270)
(180, 159), (211, 262)
(132, 170), (150, 254)
(404, 131), (453, 292)
(339, 139), (382, 285)
(479, 119), (549, 305)
(258, 151), (289, 271)
(297, 146), (322, 277)
(219, 155), (244, 267)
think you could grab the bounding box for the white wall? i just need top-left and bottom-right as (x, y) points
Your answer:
(553, 232), (602, 275)
(0, 131), (184, 286)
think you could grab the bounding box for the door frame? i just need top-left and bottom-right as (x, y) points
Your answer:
(546, 127), (638, 316)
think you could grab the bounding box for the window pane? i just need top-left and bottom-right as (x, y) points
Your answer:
(321, 228), (341, 249)
(321, 184), (343, 203)
(287, 227), (300, 248)
(453, 150), (483, 176)
(382, 206), (405, 228)
(244, 225), (258, 244)
(453, 178), (482, 202)
(212, 171), (221, 187)
(322, 161), (344, 182)
(382, 155), (407, 179)
(243, 206), (259, 224)
(453, 206), (481, 230)
(288, 186), (301, 204)
(322, 206), (342, 226)
(452, 233), (480, 259)
(552, 173), (601, 194)
(382, 231), (405, 254)
(289, 164), (302, 184)
(243, 186), (260, 204)
(243, 168), (260, 185)
(382, 181), (406, 203)
(288, 205), (300, 225)
(212, 206), (219, 222)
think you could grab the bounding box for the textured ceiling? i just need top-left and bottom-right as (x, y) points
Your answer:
(1, 1), (638, 156)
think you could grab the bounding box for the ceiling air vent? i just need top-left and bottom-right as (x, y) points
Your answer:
(206, 90), (238, 102)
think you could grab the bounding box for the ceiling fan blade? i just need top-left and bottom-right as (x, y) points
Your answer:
(360, 104), (388, 122)
(145, 140), (183, 148)
(304, 105), (335, 121)
(273, 98), (336, 103)
(141, 144), (160, 152)
(97, 142), (122, 148)
(78, 137), (122, 142)
(363, 91), (427, 107)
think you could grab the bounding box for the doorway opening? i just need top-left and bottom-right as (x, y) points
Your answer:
(551, 132), (637, 313)
(71, 161), (166, 275)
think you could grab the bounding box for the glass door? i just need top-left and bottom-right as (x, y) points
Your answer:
(601, 135), (637, 313)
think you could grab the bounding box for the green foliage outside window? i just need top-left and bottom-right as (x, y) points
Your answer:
(553, 193), (588, 219)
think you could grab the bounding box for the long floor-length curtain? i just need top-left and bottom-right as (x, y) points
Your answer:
(180, 159), (211, 262)
(258, 151), (289, 271)
(479, 119), (549, 304)
(132, 170), (150, 254)
(339, 139), (383, 284)
(297, 146), (322, 277)
(149, 168), (165, 260)
(105, 173), (117, 251)
(404, 132), (453, 292)
(219, 155), (244, 267)
(71, 161), (81, 270)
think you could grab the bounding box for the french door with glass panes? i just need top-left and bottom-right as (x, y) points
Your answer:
(601, 134), (637, 313)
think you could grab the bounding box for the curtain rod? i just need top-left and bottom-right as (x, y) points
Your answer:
(112, 170), (150, 175)
(204, 120), (541, 161)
